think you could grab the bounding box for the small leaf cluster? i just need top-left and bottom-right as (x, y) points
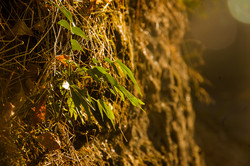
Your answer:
(57, 4), (88, 51)
(52, 4), (144, 128)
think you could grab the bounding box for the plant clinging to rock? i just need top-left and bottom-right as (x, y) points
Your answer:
(50, 3), (144, 129)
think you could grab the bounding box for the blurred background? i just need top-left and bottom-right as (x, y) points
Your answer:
(186, 0), (250, 165)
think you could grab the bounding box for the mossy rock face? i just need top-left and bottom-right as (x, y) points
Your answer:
(122, 0), (204, 165)
(0, 0), (204, 165)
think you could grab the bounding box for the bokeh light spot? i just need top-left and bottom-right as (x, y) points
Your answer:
(228, 0), (250, 24)
(190, 1), (237, 50)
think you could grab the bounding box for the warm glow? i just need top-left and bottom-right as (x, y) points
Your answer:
(228, 0), (250, 24)
(190, 1), (237, 50)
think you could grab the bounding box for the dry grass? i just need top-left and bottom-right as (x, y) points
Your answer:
(0, 0), (133, 165)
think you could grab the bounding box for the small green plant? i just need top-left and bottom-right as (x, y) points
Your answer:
(56, 4), (88, 50)
(51, 4), (144, 128)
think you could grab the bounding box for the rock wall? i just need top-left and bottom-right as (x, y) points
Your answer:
(0, 0), (205, 165)
(120, 0), (205, 165)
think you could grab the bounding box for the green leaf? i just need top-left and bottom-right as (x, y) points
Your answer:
(93, 66), (118, 86)
(116, 85), (144, 109)
(114, 86), (125, 101)
(104, 73), (118, 86)
(70, 84), (79, 89)
(102, 100), (115, 128)
(109, 88), (116, 96)
(92, 58), (99, 64)
(97, 99), (115, 128)
(58, 19), (71, 30)
(80, 97), (91, 120)
(74, 87), (93, 119)
(72, 27), (88, 39)
(70, 88), (81, 116)
(80, 98), (91, 119)
(71, 84), (95, 113)
(104, 57), (112, 64)
(103, 102), (115, 121)
(97, 99), (104, 120)
(86, 69), (100, 83)
(58, 6), (73, 23)
(78, 67), (88, 74)
(91, 67), (105, 79)
(70, 87), (90, 123)
(105, 58), (120, 76)
(116, 60), (142, 95)
(87, 93), (93, 105)
(67, 97), (78, 120)
(94, 66), (108, 74)
(71, 39), (83, 51)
